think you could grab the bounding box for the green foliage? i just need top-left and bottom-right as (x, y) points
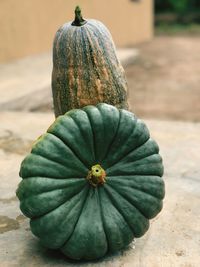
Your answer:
(155, 0), (200, 14)
(169, 0), (190, 14)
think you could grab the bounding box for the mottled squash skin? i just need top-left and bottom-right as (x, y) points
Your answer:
(52, 10), (129, 117)
(17, 103), (165, 261)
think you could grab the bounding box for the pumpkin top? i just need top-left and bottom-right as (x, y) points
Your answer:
(71, 6), (87, 26)
(17, 103), (164, 260)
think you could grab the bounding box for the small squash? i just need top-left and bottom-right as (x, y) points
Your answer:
(17, 103), (164, 261)
(52, 6), (129, 117)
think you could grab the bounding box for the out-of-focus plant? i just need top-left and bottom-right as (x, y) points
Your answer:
(155, 0), (200, 14)
(169, 0), (189, 14)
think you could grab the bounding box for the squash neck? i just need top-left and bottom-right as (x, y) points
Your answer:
(72, 6), (87, 26)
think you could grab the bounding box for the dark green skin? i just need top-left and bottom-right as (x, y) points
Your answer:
(17, 103), (165, 260)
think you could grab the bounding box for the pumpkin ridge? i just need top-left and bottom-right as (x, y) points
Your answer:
(105, 138), (159, 170)
(61, 186), (92, 251)
(90, 25), (119, 105)
(104, 118), (150, 169)
(103, 184), (134, 230)
(83, 105), (109, 162)
(30, 150), (70, 171)
(103, 184), (149, 237)
(17, 178), (86, 200)
(89, 23), (127, 105)
(67, 110), (95, 163)
(27, 153), (71, 173)
(107, 153), (162, 174)
(47, 124), (90, 169)
(102, 185), (134, 242)
(104, 183), (149, 221)
(87, 23), (127, 107)
(84, 27), (101, 80)
(98, 188), (109, 253)
(72, 29), (79, 107)
(107, 175), (165, 199)
(20, 153), (77, 179)
(100, 107), (121, 164)
(84, 110), (97, 160)
(106, 157), (164, 177)
(107, 178), (164, 201)
(31, 131), (89, 175)
(20, 184), (88, 219)
(107, 182), (163, 219)
(31, 186), (89, 248)
(84, 27), (104, 102)
(80, 27), (91, 98)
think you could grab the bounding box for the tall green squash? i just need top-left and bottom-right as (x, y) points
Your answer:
(52, 6), (129, 117)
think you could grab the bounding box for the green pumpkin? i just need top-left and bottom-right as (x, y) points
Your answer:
(52, 6), (129, 117)
(17, 103), (164, 260)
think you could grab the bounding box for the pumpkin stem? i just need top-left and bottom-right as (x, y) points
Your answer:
(72, 6), (87, 26)
(86, 164), (106, 187)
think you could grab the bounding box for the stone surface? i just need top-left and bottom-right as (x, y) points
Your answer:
(0, 111), (199, 266)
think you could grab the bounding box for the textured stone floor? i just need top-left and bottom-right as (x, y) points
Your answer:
(0, 111), (199, 267)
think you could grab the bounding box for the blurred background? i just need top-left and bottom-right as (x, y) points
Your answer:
(0, 1), (200, 265)
(0, 0), (199, 121)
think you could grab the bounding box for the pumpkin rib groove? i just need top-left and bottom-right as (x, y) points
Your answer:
(80, 28), (91, 98)
(106, 138), (159, 170)
(99, 187), (134, 252)
(104, 119), (150, 169)
(47, 127), (90, 169)
(66, 110), (95, 163)
(104, 184), (150, 237)
(103, 185), (134, 236)
(84, 27), (104, 101)
(59, 187), (90, 249)
(46, 132), (89, 171)
(83, 105), (108, 162)
(91, 24), (127, 106)
(84, 27), (104, 82)
(107, 182), (163, 219)
(88, 24), (120, 101)
(28, 153), (73, 172)
(16, 178), (86, 200)
(108, 183), (151, 219)
(107, 161), (164, 177)
(104, 183), (148, 221)
(71, 30), (78, 107)
(108, 154), (163, 172)
(31, 186), (89, 248)
(91, 26), (119, 103)
(84, 28), (101, 81)
(98, 188), (109, 253)
(83, 110), (96, 160)
(61, 187), (108, 260)
(107, 179), (164, 201)
(100, 108), (121, 164)
(22, 175), (85, 180)
(61, 186), (92, 250)
(30, 150), (70, 172)
(29, 184), (88, 220)
(20, 153), (75, 179)
(106, 175), (165, 199)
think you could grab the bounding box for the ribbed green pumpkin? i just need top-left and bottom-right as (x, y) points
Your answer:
(16, 103), (164, 260)
(52, 7), (129, 117)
